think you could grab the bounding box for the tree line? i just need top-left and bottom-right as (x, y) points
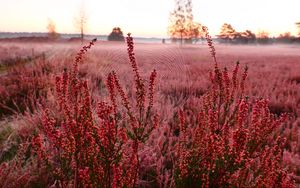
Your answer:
(46, 0), (300, 44)
(168, 0), (300, 44)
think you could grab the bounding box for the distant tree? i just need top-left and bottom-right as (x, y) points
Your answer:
(185, 22), (203, 43)
(257, 30), (269, 39)
(257, 30), (271, 44)
(168, 0), (203, 44)
(277, 32), (294, 43)
(47, 19), (59, 39)
(236, 30), (256, 44)
(218, 23), (238, 43)
(74, 5), (87, 44)
(278, 32), (291, 38)
(107, 27), (125, 41)
(296, 22), (300, 37)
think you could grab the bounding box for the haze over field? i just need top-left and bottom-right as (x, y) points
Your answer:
(0, 0), (300, 37)
(0, 0), (300, 187)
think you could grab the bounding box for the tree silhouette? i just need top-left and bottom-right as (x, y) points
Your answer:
(107, 27), (125, 41)
(236, 30), (256, 44)
(168, 0), (202, 44)
(277, 32), (294, 43)
(47, 19), (59, 39)
(257, 30), (271, 44)
(74, 5), (87, 44)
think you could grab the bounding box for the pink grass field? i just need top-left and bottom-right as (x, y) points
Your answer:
(0, 40), (300, 187)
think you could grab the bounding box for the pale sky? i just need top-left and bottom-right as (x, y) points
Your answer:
(0, 0), (299, 37)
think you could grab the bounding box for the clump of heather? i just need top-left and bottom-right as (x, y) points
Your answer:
(23, 35), (158, 187)
(174, 27), (295, 187)
(0, 58), (53, 118)
(0, 28), (297, 188)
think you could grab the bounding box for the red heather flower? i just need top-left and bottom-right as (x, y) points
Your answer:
(174, 28), (295, 186)
(126, 33), (146, 112)
(111, 71), (132, 115)
(31, 134), (48, 163)
(112, 164), (124, 188)
(106, 72), (117, 115)
(240, 65), (248, 94)
(78, 167), (91, 186)
(97, 101), (113, 120)
(237, 98), (249, 125)
(202, 26), (217, 65)
(41, 35), (159, 187)
(147, 69), (157, 111)
(232, 61), (239, 89)
(75, 38), (97, 64)
(223, 68), (230, 101)
(231, 61), (240, 100)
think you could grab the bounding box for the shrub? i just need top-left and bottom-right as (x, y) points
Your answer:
(21, 34), (158, 187)
(0, 28), (296, 188)
(0, 58), (53, 118)
(174, 26), (295, 187)
(108, 27), (125, 41)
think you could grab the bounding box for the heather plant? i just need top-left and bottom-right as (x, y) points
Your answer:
(0, 28), (298, 188)
(27, 34), (158, 187)
(174, 26), (295, 187)
(0, 57), (53, 118)
(0, 110), (45, 187)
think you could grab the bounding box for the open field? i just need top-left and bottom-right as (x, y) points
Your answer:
(2, 41), (299, 114)
(0, 40), (300, 187)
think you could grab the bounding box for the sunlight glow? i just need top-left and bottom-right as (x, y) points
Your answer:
(0, 0), (299, 37)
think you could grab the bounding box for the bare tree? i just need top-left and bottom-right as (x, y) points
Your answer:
(74, 5), (87, 44)
(168, 0), (202, 44)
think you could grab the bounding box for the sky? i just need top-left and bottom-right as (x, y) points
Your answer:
(0, 0), (299, 37)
